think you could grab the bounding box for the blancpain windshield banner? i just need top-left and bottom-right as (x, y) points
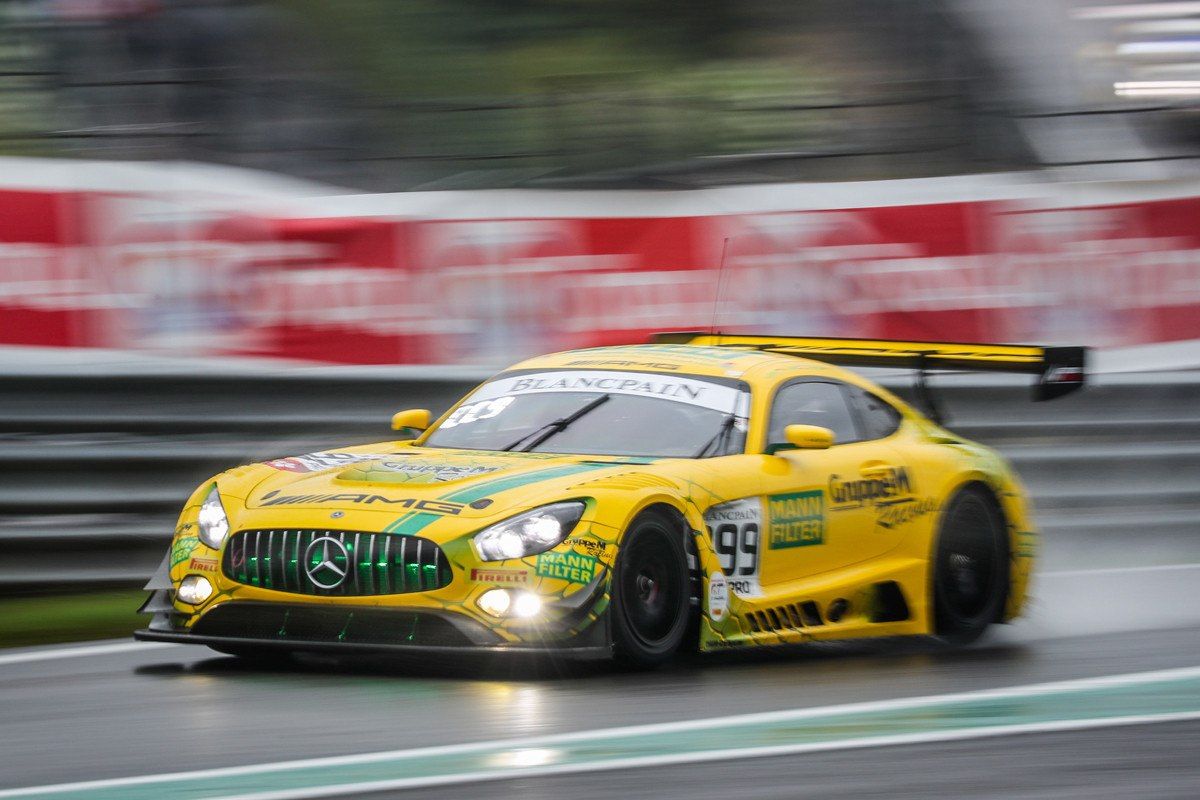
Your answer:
(471, 370), (745, 413)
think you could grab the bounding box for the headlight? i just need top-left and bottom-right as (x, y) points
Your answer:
(477, 589), (543, 618)
(473, 501), (585, 561)
(177, 575), (213, 605)
(197, 485), (230, 549)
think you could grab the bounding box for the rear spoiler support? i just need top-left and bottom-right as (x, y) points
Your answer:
(650, 333), (1087, 424)
(914, 353), (946, 425)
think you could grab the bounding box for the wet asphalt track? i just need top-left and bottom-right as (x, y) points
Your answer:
(2, 565), (1200, 799)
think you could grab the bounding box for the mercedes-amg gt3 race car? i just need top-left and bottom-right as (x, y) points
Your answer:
(136, 334), (1085, 667)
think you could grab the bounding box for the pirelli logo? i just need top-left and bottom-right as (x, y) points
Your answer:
(470, 568), (529, 585)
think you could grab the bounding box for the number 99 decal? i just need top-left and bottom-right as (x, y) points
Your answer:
(704, 498), (764, 598)
(713, 521), (758, 577)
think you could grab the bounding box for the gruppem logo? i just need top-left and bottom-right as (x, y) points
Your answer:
(828, 467), (913, 508)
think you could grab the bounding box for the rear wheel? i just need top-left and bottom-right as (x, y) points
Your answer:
(933, 486), (1008, 644)
(611, 512), (690, 669)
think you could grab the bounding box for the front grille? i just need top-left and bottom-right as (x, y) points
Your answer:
(222, 529), (452, 596)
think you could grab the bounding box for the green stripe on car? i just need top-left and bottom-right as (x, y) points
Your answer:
(384, 463), (608, 535)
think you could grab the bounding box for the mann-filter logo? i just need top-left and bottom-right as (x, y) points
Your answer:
(829, 467), (912, 508)
(767, 490), (824, 549)
(535, 551), (598, 584)
(170, 535), (199, 568)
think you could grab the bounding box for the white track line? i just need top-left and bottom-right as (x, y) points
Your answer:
(0, 641), (176, 667)
(204, 711), (1200, 800)
(3, 665), (1199, 799)
(1041, 563), (1200, 578)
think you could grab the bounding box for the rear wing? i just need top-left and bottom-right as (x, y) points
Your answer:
(650, 333), (1087, 408)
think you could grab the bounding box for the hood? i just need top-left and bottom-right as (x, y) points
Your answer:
(244, 447), (656, 518)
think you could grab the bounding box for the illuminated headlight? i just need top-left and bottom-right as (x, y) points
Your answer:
(477, 589), (542, 619)
(473, 501), (584, 561)
(477, 588), (512, 617)
(197, 485), (230, 549)
(177, 575), (213, 605)
(512, 592), (542, 618)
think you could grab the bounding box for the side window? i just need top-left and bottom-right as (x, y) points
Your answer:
(767, 381), (860, 446)
(847, 386), (903, 440)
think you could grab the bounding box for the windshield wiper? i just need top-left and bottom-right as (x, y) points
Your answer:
(693, 414), (738, 458)
(501, 394), (612, 453)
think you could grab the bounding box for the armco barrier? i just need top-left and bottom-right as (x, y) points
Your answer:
(1, 370), (1197, 591)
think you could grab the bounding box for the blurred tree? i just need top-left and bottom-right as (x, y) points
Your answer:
(0, 0), (1027, 187)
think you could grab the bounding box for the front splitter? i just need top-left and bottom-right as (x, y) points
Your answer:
(133, 628), (614, 660)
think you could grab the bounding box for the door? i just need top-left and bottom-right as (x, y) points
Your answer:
(756, 380), (911, 589)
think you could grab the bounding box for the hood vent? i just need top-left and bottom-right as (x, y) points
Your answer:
(571, 472), (678, 492)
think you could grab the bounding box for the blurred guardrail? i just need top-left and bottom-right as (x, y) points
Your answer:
(1, 370), (1197, 592)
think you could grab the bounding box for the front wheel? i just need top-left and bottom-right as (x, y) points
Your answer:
(932, 486), (1008, 644)
(611, 512), (690, 669)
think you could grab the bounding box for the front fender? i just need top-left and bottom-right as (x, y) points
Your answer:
(589, 488), (730, 641)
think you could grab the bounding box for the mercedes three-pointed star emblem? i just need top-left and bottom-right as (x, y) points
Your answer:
(304, 536), (349, 589)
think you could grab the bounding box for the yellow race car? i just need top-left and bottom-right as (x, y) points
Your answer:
(135, 334), (1085, 667)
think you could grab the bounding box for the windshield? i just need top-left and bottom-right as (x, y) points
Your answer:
(421, 369), (750, 458)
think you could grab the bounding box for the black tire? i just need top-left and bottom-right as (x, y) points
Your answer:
(932, 486), (1008, 644)
(611, 511), (690, 669)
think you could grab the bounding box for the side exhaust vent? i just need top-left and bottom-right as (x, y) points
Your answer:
(745, 600), (825, 633)
(870, 581), (910, 623)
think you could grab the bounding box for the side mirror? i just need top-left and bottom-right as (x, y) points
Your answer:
(391, 408), (432, 433)
(780, 424), (835, 451)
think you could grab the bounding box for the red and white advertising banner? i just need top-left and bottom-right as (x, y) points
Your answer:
(3, 164), (1200, 368)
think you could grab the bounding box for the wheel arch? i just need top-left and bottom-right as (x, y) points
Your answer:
(622, 497), (697, 577)
(632, 500), (691, 532)
(606, 493), (695, 545)
(607, 498), (698, 667)
(944, 477), (1009, 527)
(608, 497), (707, 631)
(933, 469), (1013, 542)
(930, 476), (1013, 630)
